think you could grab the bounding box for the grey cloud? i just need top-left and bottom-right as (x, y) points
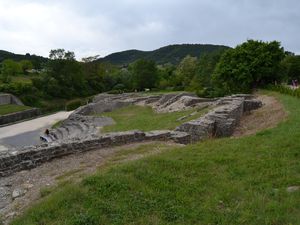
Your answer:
(0, 0), (299, 59)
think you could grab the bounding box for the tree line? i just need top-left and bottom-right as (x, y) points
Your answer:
(0, 40), (299, 109)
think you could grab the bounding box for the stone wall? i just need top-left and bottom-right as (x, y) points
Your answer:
(0, 108), (40, 126)
(0, 130), (188, 177)
(176, 95), (262, 142)
(0, 94), (24, 106)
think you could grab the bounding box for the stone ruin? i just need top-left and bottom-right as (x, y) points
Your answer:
(0, 92), (262, 177)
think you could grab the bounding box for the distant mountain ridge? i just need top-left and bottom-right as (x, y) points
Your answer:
(0, 44), (231, 66)
(0, 50), (47, 64)
(99, 44), (231, 65)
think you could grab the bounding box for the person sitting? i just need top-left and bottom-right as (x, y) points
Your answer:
(45, 129), (50, 136)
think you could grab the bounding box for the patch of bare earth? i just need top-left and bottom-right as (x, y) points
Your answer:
(0, 141), (181, 224)
(233, 95), (288, 137)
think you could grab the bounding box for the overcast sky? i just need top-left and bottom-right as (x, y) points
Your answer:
(0, 0), (299, 59)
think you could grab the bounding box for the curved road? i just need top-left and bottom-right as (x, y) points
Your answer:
(0, 111), (73, 151)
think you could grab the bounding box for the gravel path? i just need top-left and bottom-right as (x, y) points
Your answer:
(233, 94), (287, 137)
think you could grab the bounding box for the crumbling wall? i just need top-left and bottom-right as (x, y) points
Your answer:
(176, 96), (262, 142)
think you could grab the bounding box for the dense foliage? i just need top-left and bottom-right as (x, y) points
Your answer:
(130, 59), (158, 90)
(0, 50), (47, 68)
(33, 49), (88, 98)
(212, 40), (286, 95)
(281, 55), (300, 81)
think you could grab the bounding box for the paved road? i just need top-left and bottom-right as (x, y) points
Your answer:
(0, 111), (73, 150)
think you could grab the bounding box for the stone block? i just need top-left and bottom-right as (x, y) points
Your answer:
(145, 130), (171, 141)
(170, 131), (191, 144)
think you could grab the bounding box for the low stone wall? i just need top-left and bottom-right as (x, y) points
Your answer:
(0, 130), (189, 177)
(176, 96), (262, 142)
(0, 108), (40, 126)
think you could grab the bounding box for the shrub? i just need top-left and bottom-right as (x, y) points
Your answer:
(107, 89), (123, 94)
(267, 84), (300, 98)
(65, 99), (86, 111)
(113, 83), (126, 90)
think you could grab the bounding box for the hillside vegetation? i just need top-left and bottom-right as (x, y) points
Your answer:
(98, 44), (230, 65)
(0, 50), (47, 67)
(11, 91), (300, 225)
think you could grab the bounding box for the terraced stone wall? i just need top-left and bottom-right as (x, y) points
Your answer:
(0, 94), (262, 177)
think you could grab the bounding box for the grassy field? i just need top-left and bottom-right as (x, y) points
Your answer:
(99, 105), (208, 133)
(11, 92), (300, 225)
(0, 104), (31, 115)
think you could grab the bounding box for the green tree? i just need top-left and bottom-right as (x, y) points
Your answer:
(38, 49), (87, 98)
(282, 55), (300, 81)
(212, 40), (285, 95)
(49, 49), (75, 60)
(0, 59), (21, 83)
(189, 51), (224, 96)
(130, 59), (158, 90)
(19, 60), (33, 74)
(157, 63), (176, 90)
(174, 55), (198, 88)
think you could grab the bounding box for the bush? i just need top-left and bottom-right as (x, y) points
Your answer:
(267, 84), (300, 98)
(172, 86), (184, 91)
(65, 99), (86, 111)
(113, 83), (126, 90)
(20, 94), (41, 106)
(39, 100), (66, 113)
(107, 89), (123, 94)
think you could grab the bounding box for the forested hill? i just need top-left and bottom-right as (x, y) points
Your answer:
(0, 50), (47, 66)
(98, 44), (230, 65)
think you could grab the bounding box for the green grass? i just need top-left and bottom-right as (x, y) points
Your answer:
(0, 104), (31, 115)
(11, 92), (300, 225)
(99, 105), (208, 133)
(51, 120), (64, 129)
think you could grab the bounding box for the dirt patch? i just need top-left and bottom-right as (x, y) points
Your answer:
(0, 141), (181, 224)
(233, 95), (288, 137)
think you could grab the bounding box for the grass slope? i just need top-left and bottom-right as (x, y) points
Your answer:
(99, 105), (207, 133)
(11, 92), (300, 225)
(0, 104), (31, 115)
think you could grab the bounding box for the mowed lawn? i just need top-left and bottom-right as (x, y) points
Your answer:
(0, 104), (31, 115)
(99, 105), (208, 132)
(11, 92), (300, 225)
